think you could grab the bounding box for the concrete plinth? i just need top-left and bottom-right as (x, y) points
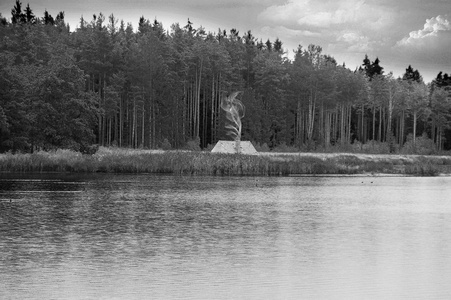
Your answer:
(211, 140), (258, 155)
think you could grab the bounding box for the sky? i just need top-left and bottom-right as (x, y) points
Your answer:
(1, 0), (450, 83)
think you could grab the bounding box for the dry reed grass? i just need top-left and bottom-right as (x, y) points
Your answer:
(1, 147), (450, 176)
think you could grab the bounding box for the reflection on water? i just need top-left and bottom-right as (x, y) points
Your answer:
(1, 174), (451, 299)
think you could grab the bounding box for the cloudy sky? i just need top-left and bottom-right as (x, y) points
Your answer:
(1, 0), (450, 82)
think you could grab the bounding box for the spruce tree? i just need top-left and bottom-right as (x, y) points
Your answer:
(265, 39), (272, 51)
(11, 0), (25, 24)
(402, 65), (422, 83)
(273, 38), (283, 53)
(371, 57), (383, 76)
(43, 10), (54, 25)
(362, 55), (383, 79)
(24, 3), (35, 23)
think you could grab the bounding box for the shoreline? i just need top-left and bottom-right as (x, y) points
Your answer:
(1, 148), (451, 176)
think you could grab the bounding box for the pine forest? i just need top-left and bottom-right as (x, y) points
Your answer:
(1, 1), (451, 154)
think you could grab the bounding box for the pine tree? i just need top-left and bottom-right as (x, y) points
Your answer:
(433, 72), (451, 88)
(43, 10), (54, 25)
(0, 13), (8, 25)
(265, 39), (272, 51)
(362, 55), (383, 79)
(273, 38), (283, 53)
(402, 65), (422, 83)
(11, 0), (25, 24)
(24, 3), (35, 23)
(362, 54), (371, 76)
(371, 57), (383, 76)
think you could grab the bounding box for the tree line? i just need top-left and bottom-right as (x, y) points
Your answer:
(1, 1), (451, 153)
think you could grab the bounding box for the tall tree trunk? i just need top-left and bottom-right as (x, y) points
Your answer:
(319, 100), (324, 145)
(196, 60), (203, 139)
(307, 88), (316, 141)
(324, 111), (331, 149)
(98, 74), (103, 145)
(372, 105), (376, 141)
(142, 104), (145, 148)
(119, 94), (123, 147)
(378, 105), (382, 142)
(347, 103), (352, 144)
(296, 96), (302, 145)
(413, 110), (417, 146)
(132, 95), (136, 148)
(387, 91), (393, 143)
(360, 103), (364, 142)
(152, 91), (156, 148)
(210, 74), (215, 144)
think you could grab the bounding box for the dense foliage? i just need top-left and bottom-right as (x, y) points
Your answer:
(1, 1), (451, 153)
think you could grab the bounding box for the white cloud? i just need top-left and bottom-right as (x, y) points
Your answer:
(261, 25), (320, 38)
(256, 1), (450, 82)
(393, 15), (451, 68)
(258, 0), (389, 30)
(257, 0), (396, 56)
(296, 6), (366, 28)
(257, 0), (310, 28)
(338, 32), (365, 44)
(329, 33), (373, 53)
(396, 15), (451, 46)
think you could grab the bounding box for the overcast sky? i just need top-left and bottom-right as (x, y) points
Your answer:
(1, 0), (450, 82)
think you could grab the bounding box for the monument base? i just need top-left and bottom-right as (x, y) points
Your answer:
(211, 140), (258, 155)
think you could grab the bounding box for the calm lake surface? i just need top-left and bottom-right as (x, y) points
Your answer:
(1, 174), (451, 299)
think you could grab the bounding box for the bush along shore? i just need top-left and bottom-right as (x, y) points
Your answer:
(1, 147), (451, 176)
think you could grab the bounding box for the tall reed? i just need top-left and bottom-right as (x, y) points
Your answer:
(0, 148), (450, 176)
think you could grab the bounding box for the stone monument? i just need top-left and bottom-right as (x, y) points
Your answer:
(211, 91), (257, 154)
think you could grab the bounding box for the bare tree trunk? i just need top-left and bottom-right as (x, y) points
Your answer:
(203, 86), (207, 147)
(378, 105), (382, 142)
(102, 72), (107, 146)
(324, 112), (331, 149)
(296, 97), (302, 145)
(361, 103), (364, 142)
(307, 89), (316, 141)
(413, 110), (417, 146)
(210, 74), (215, 144)
(98, 74), (103, 146)
(340, 104), (345, 145)
(387, 91), (393, 143)
(142, 105), (145, 148)
(319, 100), (324, 146)
(132, 95), (136, 148)
(347, 104), (352, 143)
(152, 92), (156, 148)
(372, 105), (376, 141)
(196, 60), (203, 139)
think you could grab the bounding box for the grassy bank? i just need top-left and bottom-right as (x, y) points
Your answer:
(1, 147), (451, 176)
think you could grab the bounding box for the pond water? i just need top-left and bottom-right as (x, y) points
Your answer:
(1, 174), (451, 299)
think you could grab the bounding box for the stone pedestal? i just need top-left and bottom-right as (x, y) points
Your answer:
(211, 140), (257, 155)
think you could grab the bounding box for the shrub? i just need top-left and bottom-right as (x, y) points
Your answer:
(361, 140), (390, 154)
(184, 137), (201, 151)
(351, 141), (363, 152)
(253, 142), (270, 152)
(321, 141), (355, 153)
(296, 139), (317, 152)
(404, 160), (439, 176)
(272, 142), (299, 153)
(400, 133), (437, 155)
(81, 144), (99, 155)
(160, 138), (172, 150)
(204, 143), (215, 151)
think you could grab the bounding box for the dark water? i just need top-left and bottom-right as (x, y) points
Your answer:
(1, 174), (451, 299)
